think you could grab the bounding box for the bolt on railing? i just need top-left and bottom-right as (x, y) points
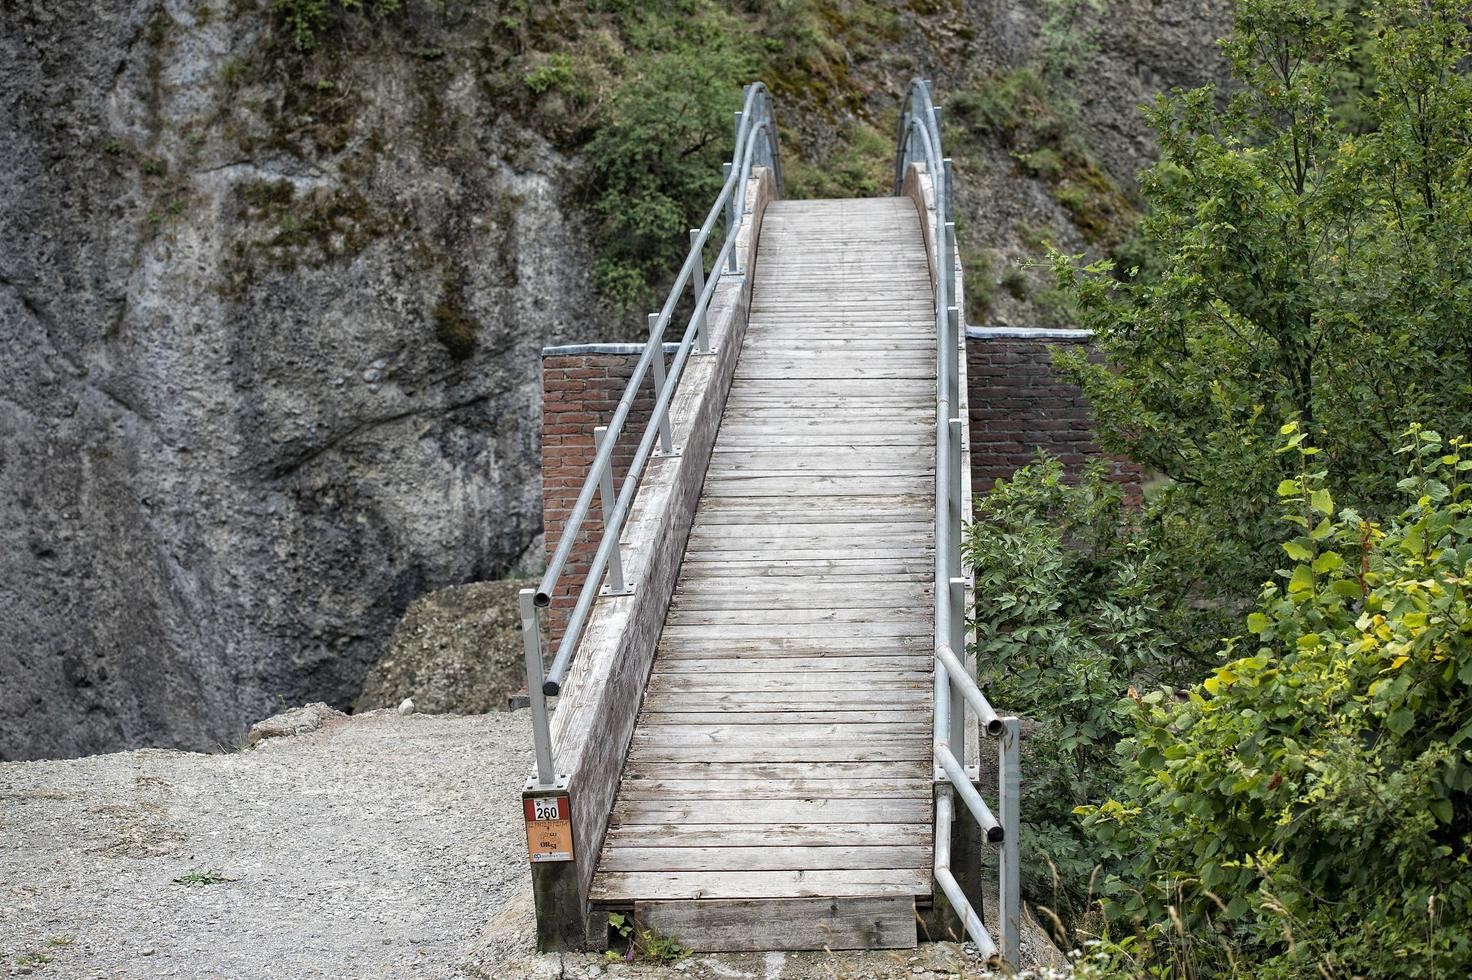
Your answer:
(519, 83), (782, 790)
(895, 77), (1022, 966)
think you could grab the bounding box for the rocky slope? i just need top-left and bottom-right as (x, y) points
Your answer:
(0, 0), (1230, 760)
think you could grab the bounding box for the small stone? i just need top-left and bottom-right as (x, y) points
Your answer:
(141, 948), (156, 956)
(397, 698), (415, 716)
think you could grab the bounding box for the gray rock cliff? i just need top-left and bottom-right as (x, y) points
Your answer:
(0, 0), (601, 760)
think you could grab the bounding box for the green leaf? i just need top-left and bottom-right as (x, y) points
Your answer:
(1310, 488), (1333, 514)
(1283, 540), (1313, 561)
(1430, 798), (1453, 824)
(1288, 565), (1316, 595)
(1387, 708), (1414, 736)
(1311, 551), (1344, 574)
(1246, 612), (1272, 634)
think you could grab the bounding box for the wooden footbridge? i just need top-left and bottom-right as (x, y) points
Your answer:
(518, 82), (1020, 962)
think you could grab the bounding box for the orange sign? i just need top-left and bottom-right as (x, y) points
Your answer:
(524, 795), (574, 863)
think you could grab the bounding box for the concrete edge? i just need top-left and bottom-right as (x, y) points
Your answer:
(542, 343), (682, 357)
(966, 325), (1094, 340)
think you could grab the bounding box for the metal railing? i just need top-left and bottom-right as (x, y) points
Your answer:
(519, 83), (783, 790)
(894, 78), (1022, 965)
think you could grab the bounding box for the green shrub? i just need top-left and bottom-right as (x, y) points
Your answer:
(965, 458), (1183, 917)
(1080, 423), (1472, 977)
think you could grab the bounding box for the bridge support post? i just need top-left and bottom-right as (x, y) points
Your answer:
(924, 780), (985, 945)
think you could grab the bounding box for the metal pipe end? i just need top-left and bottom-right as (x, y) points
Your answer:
(986, 719), (1004, 737)
(542, 680), (561, 697)
(533, 591), (551, 608)
(987, 826), (1005, 844)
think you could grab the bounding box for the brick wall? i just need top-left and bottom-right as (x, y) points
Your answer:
(540, 347), (669, 643)
(966, 329), (1141, 501)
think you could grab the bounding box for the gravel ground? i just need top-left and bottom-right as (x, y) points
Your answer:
(1, 709), (1065, 979)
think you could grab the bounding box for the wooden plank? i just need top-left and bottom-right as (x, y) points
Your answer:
(632, 897), (917, 952)
(624, 742), (931, 763)
(620, 760), (931, 781)
(624, 743), (931, 764)
(600, 845), (930, 873)
(602, 824), (928, 848)
(691, 497), (931, 521)
(674, 560), (933, 579)
(700, 479), (929, 498)
(615, 776), (930, 800)
(649, 655), (929, 672)
(660, 615), (932, 636)
(613, 797), (930, 825)
(631, 721), (926, 740)
(638, 709), (926, 726)
(658, 622), (929, 641)
(640, 690), (930, 710)
(668, 591), (931, 611)
(655, 637), (931, 657)
(589, 869), (930, 902)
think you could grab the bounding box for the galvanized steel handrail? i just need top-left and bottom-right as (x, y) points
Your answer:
(520, 83), (782, 790)
(894, 77), (1022, 966)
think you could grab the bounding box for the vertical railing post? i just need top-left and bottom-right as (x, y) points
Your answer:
(947, 219), (959, 319)
(690, 228), (710, 354)
(948, 576), (966, 756)
(592, 425), (631, 596)
(946, 303), (961, 425)
(948, 416), (964, 580)
(943, 158), (955, 236)
(999, 716), (1022, 965)
(723, 161), (739, 272)
(646, 314), (677, 457)
(520, 588), (555, 785)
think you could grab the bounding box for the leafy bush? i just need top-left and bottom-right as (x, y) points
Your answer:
(1079, 424), (1472, 977)
(966, 459), (1174, 915)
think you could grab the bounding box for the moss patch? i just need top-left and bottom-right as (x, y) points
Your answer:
(950, 69), (1136, 248)
(432, 275), (478, 361)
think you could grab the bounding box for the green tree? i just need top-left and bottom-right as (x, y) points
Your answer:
(1079, 424), (1472, 977)
(1053, 0), (1472, 599)
(582, 8), (757, 311)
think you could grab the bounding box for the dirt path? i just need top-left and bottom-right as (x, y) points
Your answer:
(1, 709), (1061, 979)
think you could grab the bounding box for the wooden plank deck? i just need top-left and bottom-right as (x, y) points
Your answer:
(589, 197), (935, 947)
